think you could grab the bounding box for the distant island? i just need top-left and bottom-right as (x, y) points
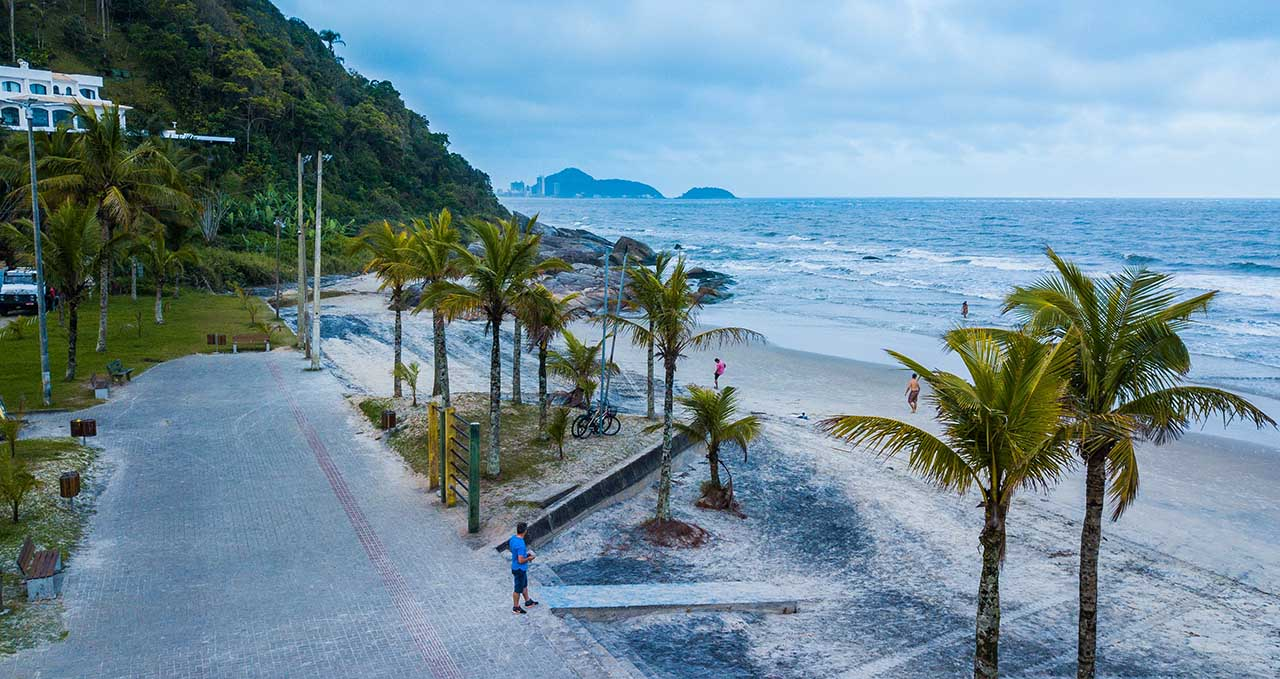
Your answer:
(678, 187), (737, 199)
(507, 168), (663, 198)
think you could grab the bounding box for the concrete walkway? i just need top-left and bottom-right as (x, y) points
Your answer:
(1, 351), (615, 679)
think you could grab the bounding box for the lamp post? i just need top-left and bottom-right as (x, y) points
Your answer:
(21, 100), (51, 406)
(296, 153), (311, 355)
(309, 152), (331, 371)
(273, 217), (284, 318)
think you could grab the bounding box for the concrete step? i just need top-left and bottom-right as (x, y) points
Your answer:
(541, 581), (803, 620)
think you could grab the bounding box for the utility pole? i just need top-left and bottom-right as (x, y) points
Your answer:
(296, 153), (311, 355)
(273, 218), (283, 318)
(597, 245), (613, 412)
(24, 102), (51, 406)
(309, 152), (326, 371)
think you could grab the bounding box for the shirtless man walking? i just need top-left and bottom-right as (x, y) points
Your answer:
(905, 373), (921, 413)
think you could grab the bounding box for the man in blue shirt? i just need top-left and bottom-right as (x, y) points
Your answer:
(509, 522), (539, 614)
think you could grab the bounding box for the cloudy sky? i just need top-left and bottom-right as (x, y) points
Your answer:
(275, 1), (1280, 197)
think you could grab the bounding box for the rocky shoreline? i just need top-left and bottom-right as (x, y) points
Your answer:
(513, 212), (735, 307)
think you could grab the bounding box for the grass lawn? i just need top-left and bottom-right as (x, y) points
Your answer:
(362, 393), (559, 486)
(0, 437), (96, 653)
(0, 289), (293, 411)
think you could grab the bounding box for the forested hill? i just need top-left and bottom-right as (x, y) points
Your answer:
(7, 0), (503, 223)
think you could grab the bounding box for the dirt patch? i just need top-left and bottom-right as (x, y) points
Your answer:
(695, 482), (746, 518)
(641, 518), (710, 548)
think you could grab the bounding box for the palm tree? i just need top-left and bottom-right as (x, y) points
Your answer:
(823, 330), (1076, 679)
(610, 257), (763, 521)
(318, 29), (345, 53)
(3, 202), (117, 380)
(667, 385), (760, 508)
(547, 407), (570, 460)
(394, 362), (421, 407)
(0, 454), (38, 523)
(403, 209), (465, 407)
(509, 215), (543, 406)
(1003, 248), (1275, 679)
(132, 226), (199, 324)
(425, 216), (568, 476)
(628, 251), (673, 419)
(547, 328), (618, 410)
(349, 220), (413, 397)
(38, 103), (189, 352)
(0, 399), (23, 459)
(521, 286), (585, 434)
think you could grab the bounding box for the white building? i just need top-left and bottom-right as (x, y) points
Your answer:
(0, 60), (129, 131)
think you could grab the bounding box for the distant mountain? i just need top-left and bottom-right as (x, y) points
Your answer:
(678, 187), (737, 199)
(537, 168), (663, 198)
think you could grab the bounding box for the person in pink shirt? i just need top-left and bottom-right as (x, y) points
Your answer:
(714, 357), (726, 388)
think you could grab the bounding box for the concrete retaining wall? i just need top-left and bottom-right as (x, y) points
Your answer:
(496, 432), (695, 552)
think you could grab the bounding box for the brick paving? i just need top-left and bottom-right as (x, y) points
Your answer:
(1, 351), (618, 679)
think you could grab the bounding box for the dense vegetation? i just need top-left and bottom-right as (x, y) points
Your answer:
(0, 0), (504, 241)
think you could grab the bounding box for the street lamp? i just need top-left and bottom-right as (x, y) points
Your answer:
(20, 99), (51, 406)
(309, 152), (332, 371)
(273, 217), (284, 318)
(297, 153), (313, 356)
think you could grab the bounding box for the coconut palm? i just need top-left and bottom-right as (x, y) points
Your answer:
(823, 329), (1076, 679)
(403, 208), (466, 407)
(547, 407), (570, 460)
(0, 400), (23, 459)
(349, 220), (414, 397)
(520, 286), (586, 434)
(627, 251), (673, 419)
(1002, 248), (1275, 679)
(131, 226), (199, 324)
(610, 256), (763, 521)
(37, 103), (189, 352)
(547, 328), (618, 410)
(0, 454), (38, 523)
(424, 216), (568, 476)
(394, 362), (421, 407)
(3, 202), (119, 379)
(509, 215), (542, 406)
(667, 385), (759, 508)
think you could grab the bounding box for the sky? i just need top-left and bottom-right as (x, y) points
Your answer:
(273, 1), (1280, 198)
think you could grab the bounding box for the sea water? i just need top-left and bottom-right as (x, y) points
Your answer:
(503, 197), (1280, 405)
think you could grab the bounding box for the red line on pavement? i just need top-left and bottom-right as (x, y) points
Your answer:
(271, 363), (463, 679)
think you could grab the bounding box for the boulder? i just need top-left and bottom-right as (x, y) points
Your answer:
(610, 236), (656, 265)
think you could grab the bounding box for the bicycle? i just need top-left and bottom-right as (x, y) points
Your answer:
(571, 404), (621, 438)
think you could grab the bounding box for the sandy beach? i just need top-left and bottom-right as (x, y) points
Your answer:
(300, 273), (1280, 677)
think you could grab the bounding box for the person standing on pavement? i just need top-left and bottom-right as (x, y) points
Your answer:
(509, 522), (539, 614)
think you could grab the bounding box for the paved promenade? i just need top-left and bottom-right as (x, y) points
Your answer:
(1, 351), (613, 679)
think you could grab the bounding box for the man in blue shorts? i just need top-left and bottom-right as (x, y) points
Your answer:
(509, 522), (539, 614)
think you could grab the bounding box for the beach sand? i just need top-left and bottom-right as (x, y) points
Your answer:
(301, 274), (1280, 676)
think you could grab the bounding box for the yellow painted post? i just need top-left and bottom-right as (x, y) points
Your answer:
(443, 406), (457, 507)
(427, 402), (440, 490)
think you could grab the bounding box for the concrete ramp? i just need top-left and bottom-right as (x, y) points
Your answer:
(541, 581), (803, 619)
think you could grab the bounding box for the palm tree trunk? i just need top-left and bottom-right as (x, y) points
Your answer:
(974, 506), (1004, 679)
(154, 277), (164, 324)
(487, 316), (502, 476)
(512, 319), (522, 404)
(130, 257), (137, 301)
(646, 323), (655, 419)
(537, 341), (548, 437)
(708, 442), (721, 488)
(392, 291), (402, 398)
(432, 308), (450, 407)
(96, 254), (109, 352)
(654, 356), (677, 521)
(1077, 446), (1107, 679)
(64, 301), (78, 381)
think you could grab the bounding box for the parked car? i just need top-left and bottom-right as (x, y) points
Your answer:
(0, 268), (53, 315)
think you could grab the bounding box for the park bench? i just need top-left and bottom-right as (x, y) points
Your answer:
(232, 333), (271, 353)
(17, 536), (63, 600)
(107, 359), (133, 384)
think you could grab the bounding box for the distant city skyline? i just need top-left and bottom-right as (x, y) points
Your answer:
(275, 1), (1280, 198)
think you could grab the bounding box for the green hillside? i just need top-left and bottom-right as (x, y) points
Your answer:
(1, 0), (504, 224)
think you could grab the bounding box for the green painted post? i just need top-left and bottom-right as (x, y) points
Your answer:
(439, 407), (448, 504)
(468, 422), (481, 533)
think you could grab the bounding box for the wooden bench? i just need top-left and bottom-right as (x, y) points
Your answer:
(107, 359), (133, 384)
(17, 536), (63, 600)
(232, 333), (271, 353)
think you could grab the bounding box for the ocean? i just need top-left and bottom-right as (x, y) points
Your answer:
(501, 197), (1280, 402)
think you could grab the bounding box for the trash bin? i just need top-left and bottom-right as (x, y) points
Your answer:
(59, 471), (81, 498)
(380, 410), (397, 429)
